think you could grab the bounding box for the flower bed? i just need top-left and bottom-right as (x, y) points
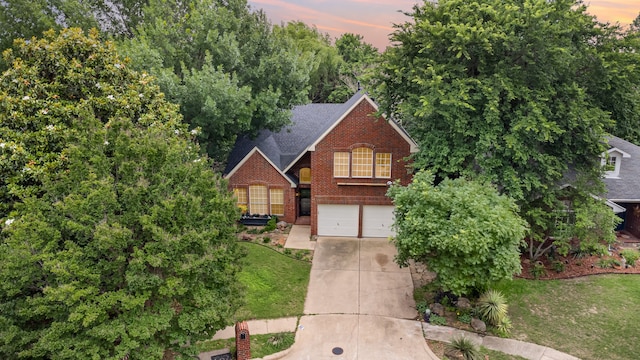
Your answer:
(239, 215), (274, 226)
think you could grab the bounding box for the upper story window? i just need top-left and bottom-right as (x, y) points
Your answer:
(602, 148), (630, 179)
(333, 147), (392, 179)
(352, 147), (373, 177)
(300, 167), (311, 184)
(334, 152), (350, 177)
(375, 153), (392, 178)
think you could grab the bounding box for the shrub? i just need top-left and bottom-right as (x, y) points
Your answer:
(262, 237), (271, 244)
(283, 248), (292, 256)
(294, 251), (304, 260)
(530, 262), (547, 279)
(429, 314), (447, 326)
(620, 249), (640, 267)
(552, 260), (565, 273)
(476, 290), (508, 326)
(457, 313), (472, 324)
(264, 216), (277, 232)
(596, 257), (620, 269)
(495, 316), (513, 337)
(445, 336), (482, 360)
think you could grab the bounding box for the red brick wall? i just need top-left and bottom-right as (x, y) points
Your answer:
(227, 151), (296, 224)
(310, 99), (413, 235)
(235, 321), (250, 360)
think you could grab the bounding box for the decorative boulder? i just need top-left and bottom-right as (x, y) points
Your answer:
(277, 221), (288, 231)
(430, 303), (445, 317)
(455, 297), (472, 310)
(471, 318), (486, 333)
(444, 348), (464, 360)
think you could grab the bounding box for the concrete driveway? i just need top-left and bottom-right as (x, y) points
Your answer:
(282, 237), (438, 359)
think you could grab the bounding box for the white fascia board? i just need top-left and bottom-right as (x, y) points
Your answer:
(305, 94), (419, 155)
(604, 148), (631, 158)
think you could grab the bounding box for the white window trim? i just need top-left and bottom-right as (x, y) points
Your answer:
(602, 149), (630, 179)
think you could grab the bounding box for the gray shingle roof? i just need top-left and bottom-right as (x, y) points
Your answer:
(604, 135), (640, 201)
(224, 92), (366, 175)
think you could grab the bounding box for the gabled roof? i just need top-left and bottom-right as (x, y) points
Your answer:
(604, 135), (640, 202)
(224, 91), (418, 177)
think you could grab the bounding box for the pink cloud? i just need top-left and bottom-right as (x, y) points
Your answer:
(249, 0), (639, 50)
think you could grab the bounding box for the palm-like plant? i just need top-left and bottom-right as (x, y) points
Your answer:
(445, 336), (482, 360)
(476, 289), (508, 326)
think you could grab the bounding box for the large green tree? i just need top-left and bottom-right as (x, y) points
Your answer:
(0, 28), (243, 359)
(274, 21), (343, 103)
(388, 171), (527, 295)
(374, 0), (620, 254)
(333, 33), (380, 101)
(119, 0), (312, 164)
(586, 16), (640, 145)
(0, 0), (145, 55)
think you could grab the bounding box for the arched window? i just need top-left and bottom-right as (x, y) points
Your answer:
(351, 147), (373, 178)
(300, 167), (311, 184)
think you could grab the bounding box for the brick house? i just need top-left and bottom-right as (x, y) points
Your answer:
(602, 136), (640, 238)
(223, 92), (418, 237)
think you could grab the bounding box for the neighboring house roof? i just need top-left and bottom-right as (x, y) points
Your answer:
(604, 135), (640, 202)
(224, 91), (418, 179)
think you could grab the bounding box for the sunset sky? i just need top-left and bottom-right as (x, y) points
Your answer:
(247, 0), (640, 50)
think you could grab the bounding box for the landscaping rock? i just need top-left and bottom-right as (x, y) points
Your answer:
(430, 303), (445, 317)
(277, 221), (288, 231)
(444, 348), (464, 360)
(241, 234), (253, 241)
(455, 297), (472, 310)
(470, 318), (486, 333)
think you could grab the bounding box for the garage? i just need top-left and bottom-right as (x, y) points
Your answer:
(362, 205), (396, 238)
(317, 204), (359, 237)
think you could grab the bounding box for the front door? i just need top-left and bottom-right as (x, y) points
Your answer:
(299, 188), (311, 216)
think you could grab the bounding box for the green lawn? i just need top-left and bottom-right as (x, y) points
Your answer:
(235, 242), (311, 320)
(494, 275), (640, 360)
(197, 332), (295, 359)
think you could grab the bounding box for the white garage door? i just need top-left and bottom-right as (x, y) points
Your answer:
(317, 204), (359, 237)
(362, 205), (396, 238)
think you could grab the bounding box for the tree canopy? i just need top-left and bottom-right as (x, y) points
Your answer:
(0, 28), (243, 359)
(373, 0), (627, 251)
(118, 0), (312, 164)
(388, 171), (527, 295)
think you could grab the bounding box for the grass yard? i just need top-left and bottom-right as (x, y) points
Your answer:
(197, 332), (295, 359)
(426, 340), (528, 360)
(235, 242), (311, 320)
(495, 275), (640, 360)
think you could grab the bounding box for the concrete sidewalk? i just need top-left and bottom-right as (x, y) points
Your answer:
(284, 224), (315, 250)
(211, 317), (298, 340)
(423, 323), (581, 360)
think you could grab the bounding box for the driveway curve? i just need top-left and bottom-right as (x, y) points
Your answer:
(281, 237), (438, 360)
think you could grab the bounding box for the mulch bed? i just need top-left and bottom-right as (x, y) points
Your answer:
(518, 241), (640, 280)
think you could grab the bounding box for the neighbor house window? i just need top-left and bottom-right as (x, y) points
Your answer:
(375, 153), (392, 178)
(249, 185), (268, 214)
(233, 188), (248, 212)
(270, 189), (284, 215)
(300, 167), (311, 184)
(334, 152), (350, 177)
(602, 151), (623, 178)
(351, 147), (373, 178)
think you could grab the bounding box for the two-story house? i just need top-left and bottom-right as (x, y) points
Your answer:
(603, 136), (640, 239)
(223, 92), (418, 237)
